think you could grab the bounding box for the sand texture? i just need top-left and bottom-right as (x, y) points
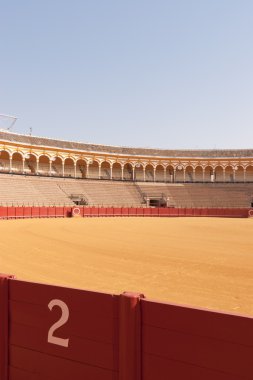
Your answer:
(0, 217), (253, 315)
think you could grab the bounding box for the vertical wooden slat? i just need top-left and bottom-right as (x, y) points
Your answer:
(0, 274), (14, 380)
(119, 292), (144, 380)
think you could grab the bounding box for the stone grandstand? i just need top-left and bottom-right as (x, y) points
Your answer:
(0, 129), (253, 208)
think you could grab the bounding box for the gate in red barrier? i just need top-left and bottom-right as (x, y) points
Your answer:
(1, 275), (253, 380)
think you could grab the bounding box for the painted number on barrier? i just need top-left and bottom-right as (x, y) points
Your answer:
(48, 299), (70, 347)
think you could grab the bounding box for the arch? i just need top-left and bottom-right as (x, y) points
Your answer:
(195, 166), (203, 182)
(134, 162), (145, 181)
(112, 162), (123, 180)
(155, 164), (164, 182)
(185, 166), (194, 182)
(64, 157), (75, 177)
(76, 159), (87, 178)
(165, 165), (174, 183)
(234, 165), (244, 182)
(175, 165), (184, 183)
(38, 155), (50, 176)
(123, 163), (133, 180)
(245, 165), (253, 182)
(88, 160), (99, 179)
(0, 150), (11, 172)
(51, 157), (63, 176)
(224, 165), (234, 182)
(145, 164), (154, 182)
(203, 165), (214, 182)
(25, 153), (37, 175)
(214, 165), (223, 182)
(11, 152), (23, 173)
(100, 161), (110, 179)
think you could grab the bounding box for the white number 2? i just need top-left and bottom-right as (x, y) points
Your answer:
(47, 299), (70, 347)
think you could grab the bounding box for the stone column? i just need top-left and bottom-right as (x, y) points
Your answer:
(36, 158), (39, 175)
(22, 158), (25, 174)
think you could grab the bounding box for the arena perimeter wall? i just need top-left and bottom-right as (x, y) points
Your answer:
(0, 206), (251, 219)
(0, 274), (252, 380)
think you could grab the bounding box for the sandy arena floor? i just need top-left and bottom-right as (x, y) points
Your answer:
(1, 217), (253, 315)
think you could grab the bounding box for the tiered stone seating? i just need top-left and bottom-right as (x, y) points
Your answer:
(137, 183), (253, 208)
(59, 180), (143, 206)
(0, 175), (73, 206)
(0, 173), (252, 208)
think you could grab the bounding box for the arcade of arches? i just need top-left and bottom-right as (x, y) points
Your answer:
(0, 149), (253, 182)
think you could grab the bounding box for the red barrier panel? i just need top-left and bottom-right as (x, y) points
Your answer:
(121, 208), (129, 216)
(98, 207), (107, 216)
(14, 207), (24, 218)
(193, 208), (201, 216)
(0, 207), (8, 218)
(128, 208), (137, 216)
(150, 208), (159, 216)
(1, 275), (253, 379)
(8, 279), (119, 380)
(143, 208), (151, 216)
(177, 208), (185, 216)
(31, 207), (40, 217)
(7, 207), (16, 219)
(39, 207), (48, 217)
(158, 208), (170, 216)
(47, 207), (56, 217)
(136, 208), (144, 216)
(106, 207), (114, 216)
(82, 207), (91, 216)
(0, 275), (14, 380)
(55, 207), (65, 217)
(23, 206), (33, 218)
(114, 207), (122, 216)
(90, 207), (99, 216)
(119, 292), (143, 380)
(141, 299), (253, 380)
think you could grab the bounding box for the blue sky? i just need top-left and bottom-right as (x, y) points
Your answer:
(1, 1), (253, 149)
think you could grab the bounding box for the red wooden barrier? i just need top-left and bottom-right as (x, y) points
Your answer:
(121, 208), (129, 216)
(106, 207), (114, 216)
(98, 207), (107, 216)
(15, 208), (24, 219)
(39, 207), (48, 218)
(128, 208), (137, 216)
(119, 292), (144, 380)
(0, 207), (251, 220)
(114, 208), (122, 216)
(8, 279), (119, 380)
(7, 207), (15, 219)
(1, 275), (253, 379)
(0, 274), (14, 380)
(136, 208), (144, 216)
(141, 299), (253, 380)
(47, 207), (56, 217)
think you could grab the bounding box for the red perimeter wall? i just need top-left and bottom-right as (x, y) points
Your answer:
(0, 275), (252, 380)
(0, 206), (251, 219)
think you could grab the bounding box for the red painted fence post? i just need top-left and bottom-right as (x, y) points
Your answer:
(0, 274), (14, 380)
(119, 292), (144, 380)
